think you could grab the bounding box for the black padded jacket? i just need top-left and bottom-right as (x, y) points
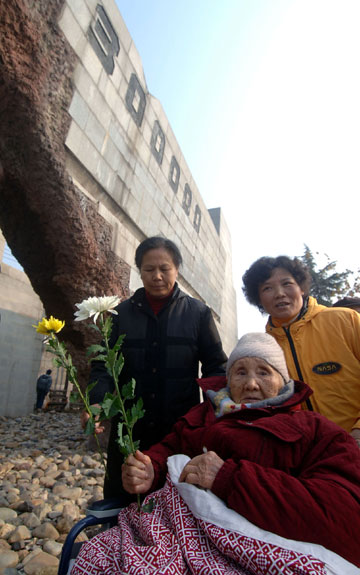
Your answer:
(88, 283), (227, 497)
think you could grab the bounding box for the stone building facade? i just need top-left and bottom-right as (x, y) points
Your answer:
(0, 0), (237, 416)
(60, 0), (237, 344)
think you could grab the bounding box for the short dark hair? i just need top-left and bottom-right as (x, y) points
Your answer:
(135, 236), (183, 269)
(242, 255), (311, 310)
(46, 369), (52, 375)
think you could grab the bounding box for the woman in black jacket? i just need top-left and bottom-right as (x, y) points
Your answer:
(85, 236), (227, 498)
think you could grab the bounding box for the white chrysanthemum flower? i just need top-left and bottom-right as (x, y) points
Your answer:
(74, 295), (120, 323)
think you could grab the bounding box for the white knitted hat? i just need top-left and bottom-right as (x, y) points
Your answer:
(226, 333), (290, 383)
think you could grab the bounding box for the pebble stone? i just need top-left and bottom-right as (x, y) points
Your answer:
(0, 411), (106, 574)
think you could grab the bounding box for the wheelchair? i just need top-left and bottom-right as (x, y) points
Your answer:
(58, 497), (126, 575)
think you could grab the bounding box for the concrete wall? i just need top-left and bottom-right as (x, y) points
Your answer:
(59, 0), (238, 353)
(0, 230), (45, 415)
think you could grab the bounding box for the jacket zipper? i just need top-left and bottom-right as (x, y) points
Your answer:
(283, 326), (313, 411)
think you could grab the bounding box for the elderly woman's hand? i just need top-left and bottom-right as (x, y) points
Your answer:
(351, 429), (360, 449)
(179, 451), (224, 490)
(122, 450), (154, 494)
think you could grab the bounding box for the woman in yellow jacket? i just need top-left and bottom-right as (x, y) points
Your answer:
(242, 255), (360, 447)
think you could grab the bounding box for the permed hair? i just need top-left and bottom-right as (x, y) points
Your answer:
(242, 255), (311, 310)
(135, 236), (183, 270)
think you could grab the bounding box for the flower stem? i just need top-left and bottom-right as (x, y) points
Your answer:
(100, 317), (140, 511)
(48, 333), (108, 478)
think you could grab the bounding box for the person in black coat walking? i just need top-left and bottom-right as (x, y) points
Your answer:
(35, 369), (52, 411)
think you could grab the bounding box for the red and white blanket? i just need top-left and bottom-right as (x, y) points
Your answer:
(71, 455), (357, 575)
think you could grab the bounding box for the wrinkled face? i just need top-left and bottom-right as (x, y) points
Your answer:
(259, 268), (304, 320)
(229, 356), (284, 404)
(140, 248), (178, 299)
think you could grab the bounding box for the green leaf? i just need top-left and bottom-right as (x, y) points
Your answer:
(90, 354), (108, 363)
(69, 391), (80, 403)
(114, 352), (124, 366)
(132, 439), (140, 452)
(125, 408), (135, 427)
(112, 334), (126, 353)
(88, 323), (101, 333)
(101, 396), (121, 418)
(102, 316), (114, 339)
(89, 405), (101, 416)
(112, 358), (124, 382)
(105, 348), (116, 368)
(130, 405), (138, 423)
(103, 391), (116, 401)
(84, 418), (95, 436)
(101, 396), (115, 418)
(86, 344), (106, 357)
(117, 444), (130, 456)
(131, 401), (145, 422)
(116, 427), (132, 456)
(116, 434), (132, 456)
(121, 379), (136, 400)
(85, 380), (98, 394)
(141, 498), (156, 513)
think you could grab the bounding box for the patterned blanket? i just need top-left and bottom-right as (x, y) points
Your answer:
(71, 455), (357, 575)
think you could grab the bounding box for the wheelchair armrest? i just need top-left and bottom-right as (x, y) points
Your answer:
(58, 498), (127, 575)
(85, 497), (126, 520)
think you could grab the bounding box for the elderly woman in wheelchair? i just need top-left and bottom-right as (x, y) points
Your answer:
(67, 333), (360, 575)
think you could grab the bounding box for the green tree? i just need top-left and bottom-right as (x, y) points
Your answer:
(298, 245), (360, 306)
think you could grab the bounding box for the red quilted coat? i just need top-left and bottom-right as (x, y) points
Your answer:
(146, 377), (360, 567)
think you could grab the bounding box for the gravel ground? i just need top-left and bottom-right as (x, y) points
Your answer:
(0, 410), (106, 575)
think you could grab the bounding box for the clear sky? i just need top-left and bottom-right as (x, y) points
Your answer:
(116, 0), (360, 335)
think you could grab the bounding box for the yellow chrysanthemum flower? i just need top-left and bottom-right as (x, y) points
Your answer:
(47, 316), (65, 333)
(33, 317), (50, 334)
(33, 316), (65, 335)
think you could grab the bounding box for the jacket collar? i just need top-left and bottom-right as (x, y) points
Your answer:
(130, 282), (182, 306)
(266, 296), (325, 335)
(268, 296), (309, 328)
(197, 376), (312, 412)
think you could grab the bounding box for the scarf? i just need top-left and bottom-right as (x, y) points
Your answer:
(206, 380), (295, 417)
